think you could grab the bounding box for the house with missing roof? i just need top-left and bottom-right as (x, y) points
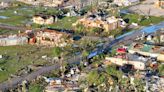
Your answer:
(32, 14), (54, 25)
(0, 35), (28, 46)
(36, 29), (70, 47)
(128, 43), (164, 62)
(73, 15), (126, 31)
(0, 30), (36, 46)
(105, 47), (147, 70)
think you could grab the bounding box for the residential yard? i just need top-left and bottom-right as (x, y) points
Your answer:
(0, 45), (54, 82)
(48, 17), (79, 30)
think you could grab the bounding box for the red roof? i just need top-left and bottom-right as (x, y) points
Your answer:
(117, 48), (126, 53)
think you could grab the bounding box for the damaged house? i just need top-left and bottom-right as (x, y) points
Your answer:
(36, 29), (69, 47)
(105, 48), (147, 70)
(73, 15), (125, 31)
(33, 14), (55, 25)
(0, 30), (36, 46)
(0, 35), (28, 46)
(128, 43), (164, 62)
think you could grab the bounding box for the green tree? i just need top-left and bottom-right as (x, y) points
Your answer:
(134, 78), (145, 91)
(105, 65), (123, 80)
(53, 47), (62, 57)
(87, 70), (105, 85)
(158, 64), (164, 76)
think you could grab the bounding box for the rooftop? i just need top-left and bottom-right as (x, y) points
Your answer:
(129, 43), (164, 54)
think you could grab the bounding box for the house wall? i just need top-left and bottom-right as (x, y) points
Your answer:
(45, 17), (54, 25)
(0, 37), (28, 46)
(33, 17), (45, 25)
(73, 17), (120, 31)
(160, 35), (164, 42)
(129, 60), (145, 70)
(105, 57), (145, 70)
(129, 49), (164, 62)
(106, 22), (119, 31)
(33, 16), (54, 25)
(157, 54), (164, 62)
(155, 1), (164, 8)
(36, 31), (67, 46)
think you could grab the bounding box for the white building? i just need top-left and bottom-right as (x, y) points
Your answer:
(105, 57), (146, 70)
(0, 36), (28, 46)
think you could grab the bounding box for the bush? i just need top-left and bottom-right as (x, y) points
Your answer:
(87, 70), (105, 85)
(105, 65), (123, 79)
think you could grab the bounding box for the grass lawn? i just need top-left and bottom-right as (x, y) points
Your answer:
(122, 14), (164, 26)
(0, 7), (34, 26)
(39, 16), (79, 30)
(0, 45), (53, 83)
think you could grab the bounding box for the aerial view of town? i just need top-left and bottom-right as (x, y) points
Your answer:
(0, 0), (164, 92)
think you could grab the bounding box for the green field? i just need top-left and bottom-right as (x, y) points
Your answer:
(0, 45), (53, 82)
(0, 6), (34, 26)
